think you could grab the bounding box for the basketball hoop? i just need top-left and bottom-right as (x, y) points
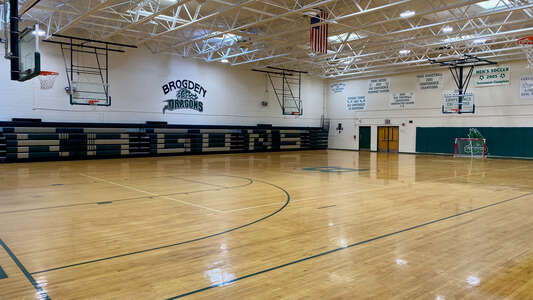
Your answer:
(518, 36), (533, 68)
(88, 99), (99, 105)
(39, 71), (59, 90)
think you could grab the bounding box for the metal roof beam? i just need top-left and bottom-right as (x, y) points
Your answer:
(169, 0), (337, 49)
(102, 0), (196, 40)
(53, 0), (116, 35)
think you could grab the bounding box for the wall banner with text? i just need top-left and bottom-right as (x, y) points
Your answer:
(390, 92), (415, 108)
(416, 73), (443, 90)
(368, 78), (390, 94)
(520, 75), (533, 99)
(330, 82), (346, 94)
(346, 96), (367, 111)
(475, 66), (510, 87)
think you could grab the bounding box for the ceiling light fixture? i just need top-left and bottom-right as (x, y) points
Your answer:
(220, 59), (229, 63)
(32, 29), (46, 37)
(442, 26), (453, 33)
(400, 10), (415, 18)
(399, 49), (411, 55)
(302, 9), (320, 17)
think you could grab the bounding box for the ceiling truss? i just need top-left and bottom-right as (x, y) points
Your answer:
(13, 0), (533, 79)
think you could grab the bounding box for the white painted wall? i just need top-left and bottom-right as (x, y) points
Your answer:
(326, 59), (533, 152)
(0, 44), (324, 127)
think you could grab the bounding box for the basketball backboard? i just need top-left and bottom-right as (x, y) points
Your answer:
(18, 24), (40, 81)
(70, 81), (111, 106)
(442, 91), (475, 114)
(252, 67), (305, 116)
(1, 0), (41, 82)
(1, 1), (9, 59)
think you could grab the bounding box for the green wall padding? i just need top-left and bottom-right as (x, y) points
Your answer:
(416, 127), (533, 158)
(359, 127), (371, 149)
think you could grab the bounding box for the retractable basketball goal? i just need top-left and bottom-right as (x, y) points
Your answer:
(454, 138), (486, 159)
(252, 67), (305, 116)
(518, 36), (533, 68)
(429, 55), (496, 114)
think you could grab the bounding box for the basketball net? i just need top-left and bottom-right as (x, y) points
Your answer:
(39, 71), (59, 89)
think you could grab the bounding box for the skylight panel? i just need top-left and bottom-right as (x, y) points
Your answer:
(476, 0), (511, 10)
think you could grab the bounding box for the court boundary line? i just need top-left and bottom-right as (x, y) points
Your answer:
(166, 192), (533, 299)
(80, 173), (224, 213)
(0, 239), (51, 300)
(0, 175), (254, 215)
(223, 202), (284, 213)
(30, 178), (290, 275)
(172, 177), (228, 188)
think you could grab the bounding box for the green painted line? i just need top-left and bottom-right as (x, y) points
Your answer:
(0, 239), (51, 299)
(97, 201), (113, 205)
(0, 265), (7, 279)
(167, 192), (533, 299)
(302, 166), (369, 173)
(317, 205), (336, 209)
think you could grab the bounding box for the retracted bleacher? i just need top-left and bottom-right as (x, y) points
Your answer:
(0, 122), (328, 162)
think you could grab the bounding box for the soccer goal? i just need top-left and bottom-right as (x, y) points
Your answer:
(454, 138), (486, 159)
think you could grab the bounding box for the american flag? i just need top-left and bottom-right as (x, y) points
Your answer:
(310, 10), (328, 54)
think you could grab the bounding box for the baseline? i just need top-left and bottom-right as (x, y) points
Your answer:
(0, 239), (51, 300)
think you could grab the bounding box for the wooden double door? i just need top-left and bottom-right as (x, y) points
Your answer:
(378, 126), (399, 153)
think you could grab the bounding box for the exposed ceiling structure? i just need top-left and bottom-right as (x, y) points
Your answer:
(8, 0), (533, 79)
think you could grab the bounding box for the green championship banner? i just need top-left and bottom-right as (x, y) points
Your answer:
(474, 65), (510, 87)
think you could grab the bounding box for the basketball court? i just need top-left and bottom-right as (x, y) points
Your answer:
(1, 0), (533, 299)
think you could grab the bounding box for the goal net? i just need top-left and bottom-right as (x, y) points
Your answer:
(454, 138), (486, 159)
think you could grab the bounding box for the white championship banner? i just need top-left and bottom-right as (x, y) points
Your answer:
(368, 78), (390, 94)
(390, 92), (415, 109)
(346, 96), (367, 111)
(520, 75), (533, 99)
(330, 82), (346, 94)
(416, 73), (443, 90)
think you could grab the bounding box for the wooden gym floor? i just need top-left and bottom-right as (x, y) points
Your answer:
(0, 150), (532, 299)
